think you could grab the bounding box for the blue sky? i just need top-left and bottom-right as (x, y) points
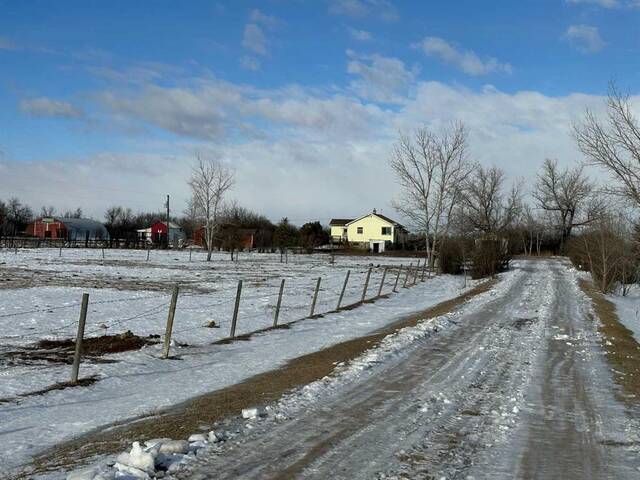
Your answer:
(0, 0), (638, 222)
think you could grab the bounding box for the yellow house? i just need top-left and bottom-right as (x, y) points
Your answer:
(329, 209), (408, 252)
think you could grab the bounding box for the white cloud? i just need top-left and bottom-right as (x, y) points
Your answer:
(11, 68), (620, 225)
(243, 23), (268, 55)
(19, 97), (84, 118)
(328, 0), (399, 21)
(348, 27), (373, 41)
(239, 56), (261, 71)
(562, 24), (606, 53)
(249, 9), (282, 29)
(346, 50), (418, 104)
(416, 37), (512, 76)
(565, 0), (620, 6)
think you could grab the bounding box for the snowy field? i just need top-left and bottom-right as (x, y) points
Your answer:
(0, 247), (476, 475)
(608, 286), (640, 342)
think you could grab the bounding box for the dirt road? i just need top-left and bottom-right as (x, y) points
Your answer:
(174, 260), (640, 479)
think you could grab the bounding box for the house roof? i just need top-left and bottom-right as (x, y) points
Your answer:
(346, 212), (406, 230)
(329, 218), (354, 226)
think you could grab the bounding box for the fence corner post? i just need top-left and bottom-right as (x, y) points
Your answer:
(70, 293), (90, 384)
(230, 280), (243, 339)
(162, 284), (180, 359)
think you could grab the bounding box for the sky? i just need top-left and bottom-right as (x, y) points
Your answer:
(1, 0), (639, 225)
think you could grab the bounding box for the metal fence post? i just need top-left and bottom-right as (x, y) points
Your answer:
(70, 293), (90, 384)
(230, 280), (243, 339)
(162, 284), (180, 358)
(337, 270), (350, 310)
(377, 266), (388, 297)
(310, 277), (321, 317)
(273, 279), (285, 327)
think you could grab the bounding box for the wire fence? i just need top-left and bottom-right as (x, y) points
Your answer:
(0, 256), (434, 398)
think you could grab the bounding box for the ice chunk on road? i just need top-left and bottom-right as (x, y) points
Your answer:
(115, 442), (156, 475)
(242, 406), (267, 419)
(158, 439), (190, 454)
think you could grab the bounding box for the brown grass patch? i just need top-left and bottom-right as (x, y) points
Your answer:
(579, 278), (640, 404)
(20, 278), (496, 479)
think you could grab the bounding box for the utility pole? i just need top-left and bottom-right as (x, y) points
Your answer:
(165, 194), (170, 248)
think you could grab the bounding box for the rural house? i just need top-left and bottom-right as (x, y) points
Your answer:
(329, 209), (408, 252)
(26, 217), (109, 241)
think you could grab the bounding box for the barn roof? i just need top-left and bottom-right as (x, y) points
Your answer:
(50, 217), (110, 239)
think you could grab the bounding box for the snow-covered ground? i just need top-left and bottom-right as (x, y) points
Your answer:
(608, 285), (640, 341)
(0, 248), (477, 476)
(59, 259), (640, 480)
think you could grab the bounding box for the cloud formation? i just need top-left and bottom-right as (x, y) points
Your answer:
(243, 23), (268, 55)
(416, 37), (512, 76)
(348, 28), (373, 41)
(328, 0), (399, 21)
(562, 24), (606, 53)
(19, 97), (84, 118)
(347, 50), (418, 104)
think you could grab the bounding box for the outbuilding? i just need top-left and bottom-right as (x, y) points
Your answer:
(26, 217), (109, 241)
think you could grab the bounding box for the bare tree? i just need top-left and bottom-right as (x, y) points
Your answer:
(390, 122), (474, 268)
(458, 166), (522, 234)
(534, 158), (594, 247)
(40, 205), (56, 217)
(575, 84), (640, 207)
(188, 153), (235, 261)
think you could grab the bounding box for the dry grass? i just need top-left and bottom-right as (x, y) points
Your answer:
(579, 278), (640, 404)
(19, 278), (496, 478)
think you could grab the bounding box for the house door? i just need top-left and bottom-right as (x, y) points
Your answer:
(373, 242), (379, 253)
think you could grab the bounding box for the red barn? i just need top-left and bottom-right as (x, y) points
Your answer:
(149, 222), (186, 245)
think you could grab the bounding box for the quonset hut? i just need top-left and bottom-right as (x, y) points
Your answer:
(26, 217), (110, 241)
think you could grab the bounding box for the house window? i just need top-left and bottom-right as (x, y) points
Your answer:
(357, 226), (363, 234)
(381, 227), (391, 235)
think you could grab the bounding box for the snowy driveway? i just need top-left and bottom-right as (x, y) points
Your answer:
(173, 259), (640, 479)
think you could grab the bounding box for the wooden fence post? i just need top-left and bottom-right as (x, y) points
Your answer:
(273, 279), (285, 327)
(421, 258), (428, 281)
(146, 247), (150, 262)
(59, 246), (62, 257)
(189, 249), (192, 262)
(361, 266), (372, 303)
(162, 284), (180, 359)
(413, 260), (420, 285)
(393, 265), (403, 293)
(337, 270), (350, 310)
(70, 293), (89, 384)
(229, 280), (243, 339)
(377, 266), (388, 297)
(102, 248), (105, 259)
(310, 277), (321, 317)
(403, 263), (413, 288)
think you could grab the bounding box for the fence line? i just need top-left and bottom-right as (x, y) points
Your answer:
(1, 257), (433, 386)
